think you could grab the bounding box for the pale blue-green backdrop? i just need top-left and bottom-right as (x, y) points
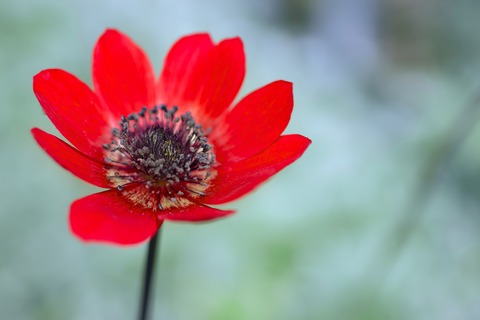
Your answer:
(2, 0), (480, 319)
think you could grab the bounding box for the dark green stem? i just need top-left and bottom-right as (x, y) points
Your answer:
(138, 228), (161, 320)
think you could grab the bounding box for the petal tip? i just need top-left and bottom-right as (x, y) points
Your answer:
(33, 70), (48, 81)
(276, 79), (293, 88)
(184, 32), (213, 41)
(30, 127), (40, 136)
(169, 33), (214, 53)
(30, 127), (50, 145)
(220, 36), (244, 49)
(301, 135), (312, 145)
(291, 134), (312, 152)
(33, 69), (55, 90)
(96, 29), (129, 49)
(101, 28), (121, 38)
(31, 127), (48, 145)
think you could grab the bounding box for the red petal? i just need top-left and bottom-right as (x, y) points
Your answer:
(70, 189), (161, 245)
(33, 69), (109, 159)
(157, 33), (214, 114)
(31, 128), (111, 188)
(215, 80), (294, 163)
(204, 134), (311, 205)
(157, 203), (235, 222)
(157, 35), (245, 121)
(193, 37), (245, 118)
(93, 29), (157, 120)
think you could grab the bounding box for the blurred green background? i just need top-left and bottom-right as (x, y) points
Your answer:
(2, 0), (480, 319)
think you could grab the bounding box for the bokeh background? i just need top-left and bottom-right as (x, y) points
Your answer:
(2, 0), (480, 319)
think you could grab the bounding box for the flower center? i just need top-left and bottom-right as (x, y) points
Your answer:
(103, 105), (215, 210)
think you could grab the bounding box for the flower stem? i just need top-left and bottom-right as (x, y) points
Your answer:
(138, 228), (161, 320)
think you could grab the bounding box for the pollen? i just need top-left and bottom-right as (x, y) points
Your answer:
(103, 105), (215, 211)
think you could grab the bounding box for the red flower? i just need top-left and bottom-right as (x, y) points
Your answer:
(31, 29), (311, 245)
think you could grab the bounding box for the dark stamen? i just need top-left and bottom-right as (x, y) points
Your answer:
(104, 105), (215, 210)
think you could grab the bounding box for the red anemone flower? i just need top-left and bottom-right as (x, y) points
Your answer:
(31, 29), (311, 245)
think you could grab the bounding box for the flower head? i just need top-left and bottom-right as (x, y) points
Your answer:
(32, 29), (311, 245)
